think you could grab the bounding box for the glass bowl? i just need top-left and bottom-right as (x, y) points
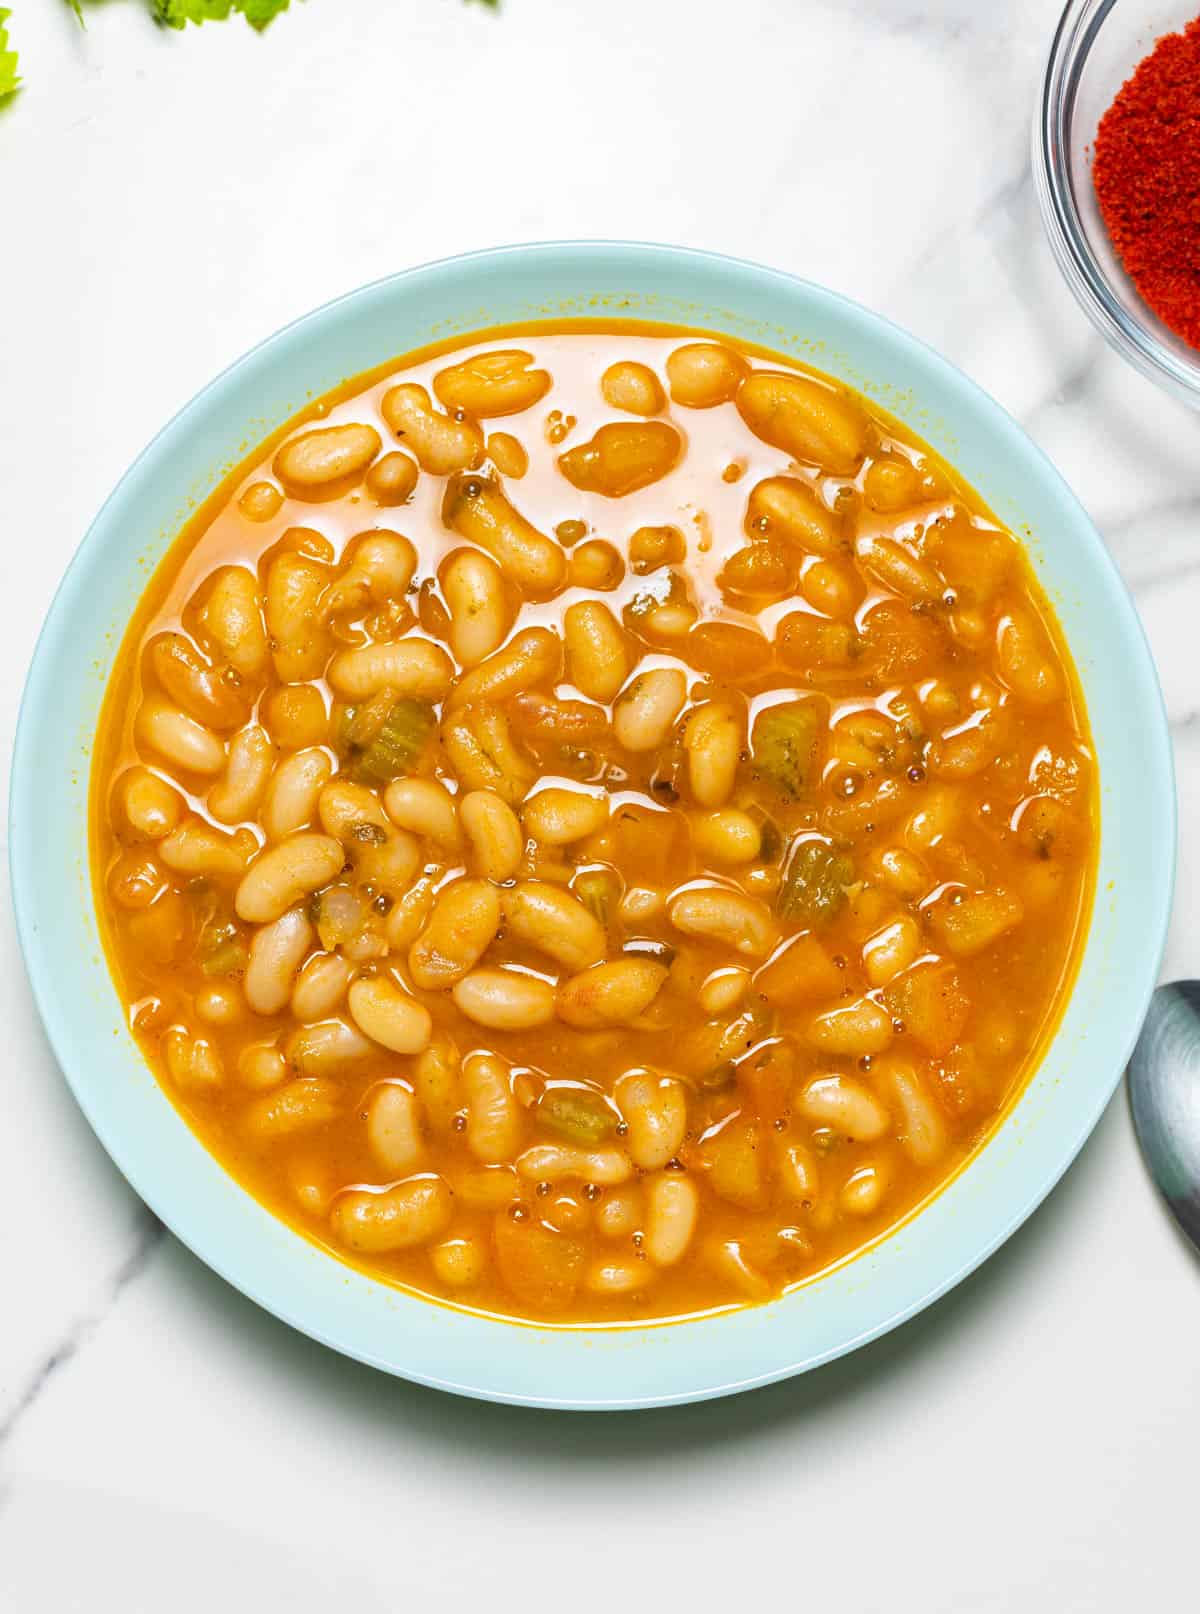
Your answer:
(1035, 0), (1200, 406)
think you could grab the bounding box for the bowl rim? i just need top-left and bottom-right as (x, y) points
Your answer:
(1034, 0), (1200, 408)
(10, 239), (1176, 1409)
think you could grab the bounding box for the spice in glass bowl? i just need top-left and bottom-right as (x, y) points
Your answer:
(1093, 16), (1200, 351)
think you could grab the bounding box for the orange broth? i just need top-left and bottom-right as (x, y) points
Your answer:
(91, 324), (1096, 1324)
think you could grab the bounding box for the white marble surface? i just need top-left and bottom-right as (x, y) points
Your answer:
(2, 1), (1199, 1607)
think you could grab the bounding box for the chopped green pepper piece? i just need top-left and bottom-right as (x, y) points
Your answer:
(199, 920), (246, 976)
(572, 867), (619, 930)
(746, 804), (784, 864)
(343, 697), (436, 785)
(776, 837), (853, 927)
(537, 1088), (616, 1146)
(751, 701), (822, 798)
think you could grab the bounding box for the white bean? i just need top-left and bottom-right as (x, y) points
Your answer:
(613, 668), (687, 752)
(265, 550), (330, 683)
(862, 915), (922, 988)
(244, 1077), (340, 1140)
(705, 1237), (771, 1301)
(797, 1074), (890, 1141)
(684, 702), (742, 808)
(367, 1082), (425, 1176)
(595, 1185), (643, 1238)
(691, 809), (761, 866)
(601, 360), (666, 417)
(273, 422), (381, 491)
(563, 601), (630, 703)
(439, 547), (511, 667)
(332, 1176), (453, 1253)
(665, 342), (747, 408)
(668, 885), (777, 958)
(382, 383), (485, 475)
(441, 704), (535, 804)
(235, 833), (345, 923)
(291, 951), (355, 1021)
(208, 725), (274, 824)
(618, 886), (667, 924)
(158, 817), (251, 878)
(441, 473), (567, 597)
(261, 748), (333, 841)
(347, 975), (432, 1054)
(515, 1144), (633, 1186)
(115, 767), (184, 841)
(136, 696), (225, 776)
(193, 981), (243, 1027)
(501, 882), (607, 972)
(697, 966), (751, 1016)
(244, 908), (314, 1015)
(164, 1027), (223, 1088)
(413, 1036), (462, 1138)
(196, 566), (269, 679)
(840, 1162), (889, 1216)
(320, 530), (417, 619)
(996, 608), (1061, 705)
(385, 877), (436, 952)
(873, 1055), (946, 1166)
(453, 969), (557, 1030)
(326, 639), (453, 702)
(430, 1236), (487, 1287)
(556, 959), (668, 1028)
(318, 779), (392, 843)
(860, 536), (943, 602)
(433, 349), (551, 418)
(286, 1018), (373, 1076)
(350, 829), (421, 898)
(615, 1070), (688, 1169)
(645, 1173), (699, 1266)
(775, 1138), (820, 1202)
(384, 777), (461, 849)
(806, 996), (894, 1056)
(463, 1051), (523, 1163)
(522, 787), (607, 846)
(584, 1255), (654, 1295)
(409, 878), (501, 991)
(237, 1041), (287, 1090)
(446, 626), (561, 712)
(460, 790), (524, 880)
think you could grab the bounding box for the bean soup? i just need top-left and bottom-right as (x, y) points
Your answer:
(91, 326), (1097, 1323)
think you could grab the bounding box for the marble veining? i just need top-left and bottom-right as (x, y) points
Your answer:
(0, 1212), (164, 1454)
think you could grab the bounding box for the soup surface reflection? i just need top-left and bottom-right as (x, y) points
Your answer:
(92, 325), (1096, 1324)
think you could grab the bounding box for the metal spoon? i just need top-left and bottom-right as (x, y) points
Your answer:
(1129, 981), (1200, 1247)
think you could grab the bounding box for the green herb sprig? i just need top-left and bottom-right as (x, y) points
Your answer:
(152, 1), (293, 28)
(0, 10), (20, 97)
(1, 1), (496, 103)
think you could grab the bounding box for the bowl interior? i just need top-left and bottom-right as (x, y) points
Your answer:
(1050, 0), (1200, 392)
(10, 242), (1175, 1408)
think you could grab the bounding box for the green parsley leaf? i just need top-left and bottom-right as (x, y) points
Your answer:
(152, 0), (293, 28)
(65, 0), (85, 23)
(152, 1), (235, 26)
(0, 9), (18, 98)
(239, 0), (291, 26)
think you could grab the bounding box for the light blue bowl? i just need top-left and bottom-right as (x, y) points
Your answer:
(10, 242), (1175, 1409)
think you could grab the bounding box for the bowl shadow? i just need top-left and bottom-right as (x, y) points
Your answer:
(155, 1085), (1125, 1457)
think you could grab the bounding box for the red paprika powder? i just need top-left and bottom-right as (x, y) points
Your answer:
(1093, 17), (1200, 351)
